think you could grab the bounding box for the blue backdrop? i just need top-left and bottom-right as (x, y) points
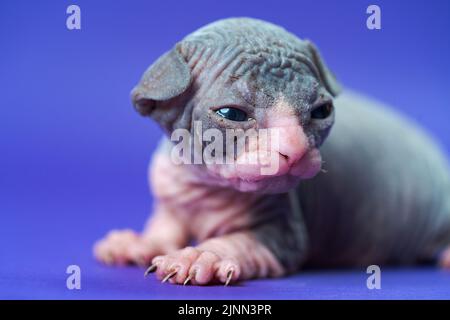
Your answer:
(1, 0), (450, 299)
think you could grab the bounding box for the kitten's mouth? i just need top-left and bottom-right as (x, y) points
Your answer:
(205, 148), (322, 193)
(240, 148), (322, 182)
(286, 148), (322, 179)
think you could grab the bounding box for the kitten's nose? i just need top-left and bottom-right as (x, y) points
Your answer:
(265, 115), (309, 167)
(274, 125), (309, 165)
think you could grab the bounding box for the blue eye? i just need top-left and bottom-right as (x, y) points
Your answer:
(215, 107), (248, 122)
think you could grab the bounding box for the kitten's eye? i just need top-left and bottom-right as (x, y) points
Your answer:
(215, 107), (248, 122)
(311, 103), (333, 120)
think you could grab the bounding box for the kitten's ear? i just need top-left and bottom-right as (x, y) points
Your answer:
(305, 40), (342, 97)
(131, 43), (192, 116)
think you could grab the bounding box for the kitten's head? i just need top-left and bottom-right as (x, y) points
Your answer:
(131, 18), (341, 193)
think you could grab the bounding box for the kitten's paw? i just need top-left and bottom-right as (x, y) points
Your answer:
(146, 246), (240, 286)
(93, 229), (174, 266)
(438, 246), (450, 269)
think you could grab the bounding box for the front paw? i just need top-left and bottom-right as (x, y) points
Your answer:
(93, 229), (174, 266)
(146, 246), (240, 286)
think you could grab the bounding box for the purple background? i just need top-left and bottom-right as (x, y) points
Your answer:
(1, 0), (450, 299)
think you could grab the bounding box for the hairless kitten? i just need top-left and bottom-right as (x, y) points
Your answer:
(94, 18), (450, 285)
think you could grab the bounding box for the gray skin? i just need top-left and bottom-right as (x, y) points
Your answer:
(129, 17), (450, 276)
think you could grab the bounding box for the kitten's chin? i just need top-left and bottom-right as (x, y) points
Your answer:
(230, 176), (303, 194)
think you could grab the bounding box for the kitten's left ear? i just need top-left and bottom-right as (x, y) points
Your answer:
(305, 40), (342, 97)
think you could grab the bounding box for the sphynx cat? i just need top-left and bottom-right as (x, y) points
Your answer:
(94, 18), (450, 286)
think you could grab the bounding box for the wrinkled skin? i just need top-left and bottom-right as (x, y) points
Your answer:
(94, 18), (450, 285)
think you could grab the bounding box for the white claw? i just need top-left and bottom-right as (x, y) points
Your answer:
(162, 269), (178, 283)
(224, 268), (234, 286)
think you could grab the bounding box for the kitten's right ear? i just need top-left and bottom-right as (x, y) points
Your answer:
(131, 43), (192, 116)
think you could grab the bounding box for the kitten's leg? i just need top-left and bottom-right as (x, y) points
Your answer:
(148, 217), (308, 285)
(93, 204), (189, 266)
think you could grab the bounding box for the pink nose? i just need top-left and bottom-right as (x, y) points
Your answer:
(263, 107), (309, 166)
(274, 125), (309, 166)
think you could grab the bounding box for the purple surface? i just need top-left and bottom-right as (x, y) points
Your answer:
(3, 254), (450, 299)
(1, 0), (450, 299)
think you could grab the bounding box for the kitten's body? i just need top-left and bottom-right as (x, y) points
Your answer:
(94, 18), (450, 285)
(299, 92), (450, 268)
(150, 91), (450, 270)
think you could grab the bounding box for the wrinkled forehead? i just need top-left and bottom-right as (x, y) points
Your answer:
(236, 65), (321, 109)
(194, 54), (321, 113)
(181, 23), (328, 112)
